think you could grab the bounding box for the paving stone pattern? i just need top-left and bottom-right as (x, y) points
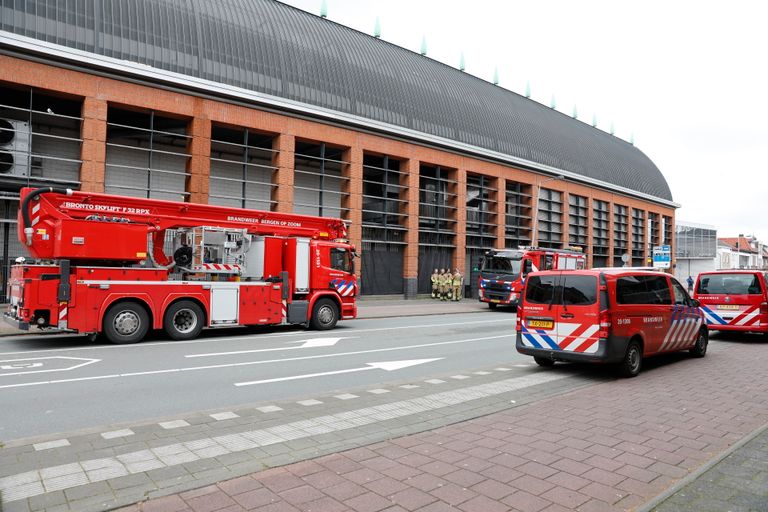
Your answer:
(102, 341), (768, 512)
(653, 426), (768, 512)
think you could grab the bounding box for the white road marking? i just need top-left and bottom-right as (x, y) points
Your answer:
(186, 337), (352, 358)
(101, 429), (134, 440)
(210, 412), (239, 421)
(255, 405), (282, 413)
(0, 356), (100, 377)
(32, 439), (70, 451)
(0, 372), (568, 503)
(0, 318), (513, 356)
(158, 420), (189, 429)
(296, 399), (323, 406)
(0, 334), (511, 391)
(334, 393), (359, 400)
(425, 379), (446, 384)
(367, 388), (390, 394)
(234, 358), (441, 387)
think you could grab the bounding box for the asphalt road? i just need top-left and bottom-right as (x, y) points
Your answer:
(0, 312), (525, 441)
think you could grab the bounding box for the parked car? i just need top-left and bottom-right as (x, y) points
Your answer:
(694, 270), (768, 335)
(516, 268), (707, 377)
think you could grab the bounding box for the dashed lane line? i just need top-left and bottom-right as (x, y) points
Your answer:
(0, 371), (568, 504)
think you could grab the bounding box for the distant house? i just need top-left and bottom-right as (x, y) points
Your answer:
(717, 236), (765, 269)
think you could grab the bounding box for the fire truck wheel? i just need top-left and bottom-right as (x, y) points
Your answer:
(164, 301), (204, 341)
(619, 340), (643, 378)
(534, 356), (555, 367)
(103, 302), (149, 344)
(488, 303), (497, 310)
(310, 298), (338, 330)
(689, 329), (708, 358)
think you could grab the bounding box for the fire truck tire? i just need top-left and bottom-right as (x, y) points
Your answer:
(103, 302), (150, 344)
(164, 301), (204, 341)
(619, 340), (643, 378)
(534, 356), (555, 367)
(689, 328), (708, 358)
(310, 298), (338, 330)
(488, 303), (497, 310)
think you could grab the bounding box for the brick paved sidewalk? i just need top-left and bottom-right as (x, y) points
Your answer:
(650, 424), (768, 512)
(111, 341), (768, 512)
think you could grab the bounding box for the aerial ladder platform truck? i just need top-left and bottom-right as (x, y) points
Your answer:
(4, 187), (357, 343)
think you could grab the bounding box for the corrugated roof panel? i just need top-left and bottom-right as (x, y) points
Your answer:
(0, 0), (672, 201)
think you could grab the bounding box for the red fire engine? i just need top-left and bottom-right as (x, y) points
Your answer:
(4, 187), (357, 344)
(478, 247), (586, 309)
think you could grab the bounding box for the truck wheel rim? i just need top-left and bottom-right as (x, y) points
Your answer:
(697, 333), (707, 353)
(114, 311), (140, 336)
(173, 309), (197, 334)
(317, 305), (334, 325)
(628, 347), (640, 371)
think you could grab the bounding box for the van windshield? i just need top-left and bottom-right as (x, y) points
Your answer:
(480, 256), (521, 277)
(697, 273), (762, 295)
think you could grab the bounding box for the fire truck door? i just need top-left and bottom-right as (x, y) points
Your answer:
(210, 285), (239, 324)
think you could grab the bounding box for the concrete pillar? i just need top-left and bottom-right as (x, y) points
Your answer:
(273, 134), (295, 213)
(402, 158), (420, 298)
(187, 110), (210, 204)
(79, 98), (107, 193)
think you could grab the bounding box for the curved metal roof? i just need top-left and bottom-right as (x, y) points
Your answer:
(0, 0), (673, 202)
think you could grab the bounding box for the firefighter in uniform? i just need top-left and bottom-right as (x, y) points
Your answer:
(430, 269), (440, 299)
(452, 269), (464, 301)
(439, 269), (449, 301)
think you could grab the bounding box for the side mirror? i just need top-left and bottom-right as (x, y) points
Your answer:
(690, 299), (701, 308)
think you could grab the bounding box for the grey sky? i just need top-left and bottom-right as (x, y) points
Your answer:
(280, 0), (768, 240)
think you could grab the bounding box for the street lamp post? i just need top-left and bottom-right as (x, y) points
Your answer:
(737, 233), (743, 269)
(531, 175), (565, 247)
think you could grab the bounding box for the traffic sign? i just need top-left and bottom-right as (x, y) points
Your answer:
(652, 245), (671, 269)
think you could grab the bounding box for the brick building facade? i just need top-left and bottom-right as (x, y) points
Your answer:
(0, 0), (677, 299)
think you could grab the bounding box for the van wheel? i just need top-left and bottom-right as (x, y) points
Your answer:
(689, 329), (708, 358)
(310, 298), (338, 330)
(619, 340), (643, 377)
(164, 300), (204, 341)
(488, 303), (497, 310)
(103, 302), (149, 344)
(534, 356), (555, 367)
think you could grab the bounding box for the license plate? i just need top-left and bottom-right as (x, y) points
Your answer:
(717, 305), (740, 310)
(491, 299), (500, 303)
(528, 319), (554, 329)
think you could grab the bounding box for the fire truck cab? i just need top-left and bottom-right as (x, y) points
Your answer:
(4, 187), (358, 344)
(516, 268), (708, 377)
(478, 247), (586, 309)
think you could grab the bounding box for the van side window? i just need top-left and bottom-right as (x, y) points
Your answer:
(671, 279), (689, 305)
(616, 275), (672, 305)
(561, 275), (597, 305)
(525, 275), (557, 304)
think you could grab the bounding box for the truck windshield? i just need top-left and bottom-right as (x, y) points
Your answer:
(481, 256), (521, 276)
(697, 273), (762, 295)
(330, 248), (353, 274)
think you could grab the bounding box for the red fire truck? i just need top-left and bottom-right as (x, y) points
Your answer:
(478, 247), (586, 309)
(4, 187), (358, 344)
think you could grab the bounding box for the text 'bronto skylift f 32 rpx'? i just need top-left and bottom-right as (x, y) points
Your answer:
(4, 187), (358, 344)
(478, 247), (586, 309)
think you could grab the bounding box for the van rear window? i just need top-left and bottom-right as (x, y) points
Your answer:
(525, 275), (557, 304)
(697, 274), (762, 295)
(562, 275), (597, 305)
